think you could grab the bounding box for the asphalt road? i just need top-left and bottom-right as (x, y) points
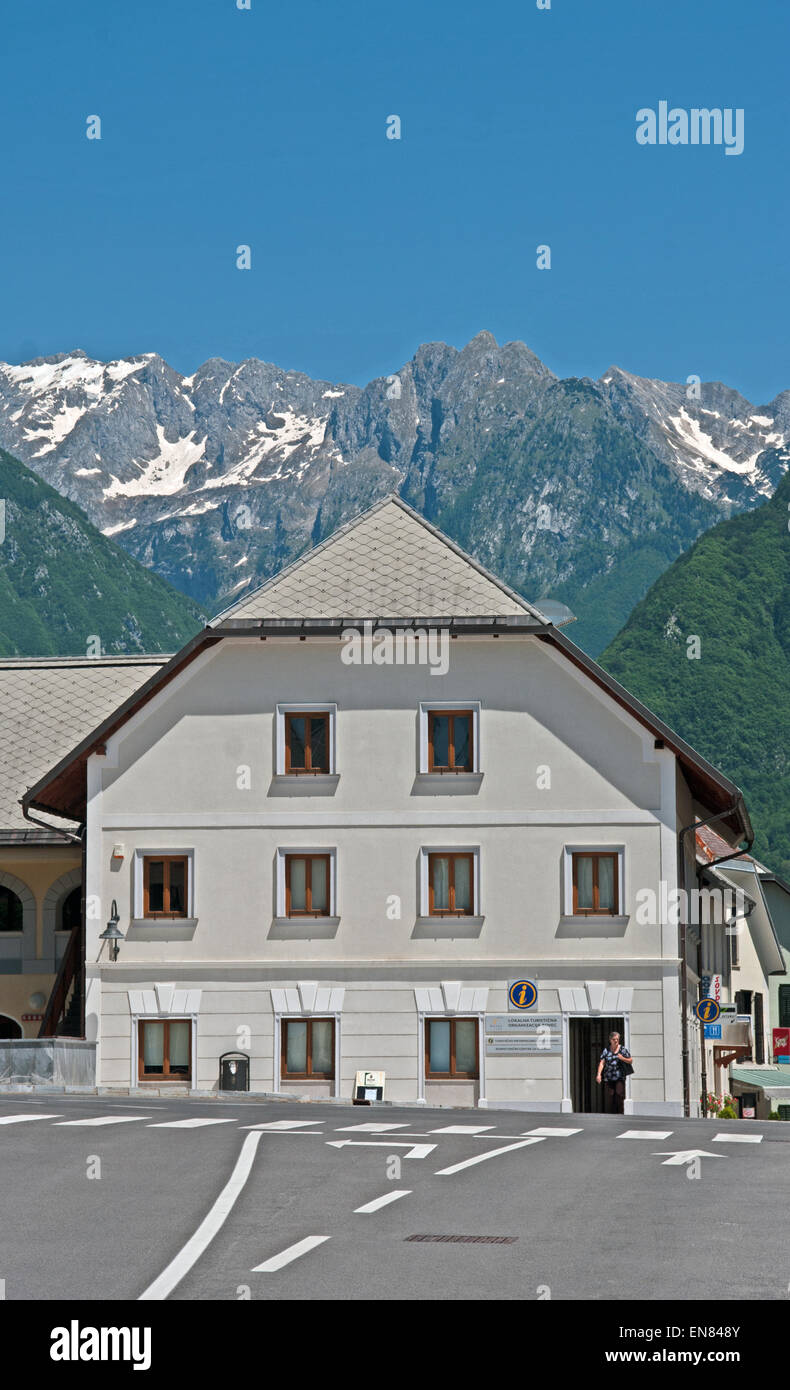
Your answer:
(1, 1093), (788, 1302)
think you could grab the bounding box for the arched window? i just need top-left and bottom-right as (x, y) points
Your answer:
(60, 886), (82, 933)
(0, 886), (23, 932)
(0, 1014), (22, 1038)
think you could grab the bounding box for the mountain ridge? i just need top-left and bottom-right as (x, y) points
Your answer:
(0, 333), (787, 654)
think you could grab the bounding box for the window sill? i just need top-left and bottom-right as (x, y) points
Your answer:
(127, 918), (198, 942)
(413, 915), (484, 940)
(269, 916), (340, 941)
(270, 774), (339, 796)
(413, 772), (483, 794)
(556, 914), (629, 939)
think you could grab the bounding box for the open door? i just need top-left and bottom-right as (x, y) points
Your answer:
(570, 1016), (625, 1113)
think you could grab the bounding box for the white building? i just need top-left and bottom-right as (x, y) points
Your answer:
(24, 497), (762, 1115)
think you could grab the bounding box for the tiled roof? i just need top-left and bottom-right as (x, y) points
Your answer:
(695, 822), (756, 866)
(212, 495), (545, 624)
(0, 656), (167, 837)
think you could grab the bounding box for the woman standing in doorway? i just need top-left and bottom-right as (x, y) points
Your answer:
(595, 1031), (633, 1114)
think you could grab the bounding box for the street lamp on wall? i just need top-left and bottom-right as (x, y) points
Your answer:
(99, 900), (124, 961)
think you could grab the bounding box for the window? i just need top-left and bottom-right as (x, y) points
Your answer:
(281, 1018), (335, 1079)
(425, 1018), (479, 1079)
(571, 852), (619, 915)
(779, 985), (790, 1029)
(285, 854), (330, 916)
(428, 853), (474, 915)
(428, 710), (473, 772)
(754, 993), (765, 1065)
(284, 712), (330, 774)
(0, 886), (23, 933)
(143, 856), (188, 918)
(138, 1019), (191, 1081)
(60, 886), (81, 933)
(276, 704), (336, 776)
(419, 702), (480, 775)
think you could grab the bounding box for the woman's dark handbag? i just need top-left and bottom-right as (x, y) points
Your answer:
(620, 1057), (634, 1077)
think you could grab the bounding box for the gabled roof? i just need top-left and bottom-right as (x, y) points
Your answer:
(21, 500), (753, 841)
(211, 495), (546, 624)
(0, 656), (167, 840)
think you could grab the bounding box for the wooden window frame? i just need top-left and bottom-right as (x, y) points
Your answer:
(427, 709), (474, 773)
(137, 1018), (192, 1082)
(427, 852), (474, 917)
(284, 712), (331, 775)
(571, 852), (619, 916)
(280, 1017), (335, 1080)
(424, 1017), (479, 1080)
(142, 855), (189, 919)
(285, 853), (332, 917)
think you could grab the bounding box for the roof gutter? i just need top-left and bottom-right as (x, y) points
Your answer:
(21, 801), (84, 846)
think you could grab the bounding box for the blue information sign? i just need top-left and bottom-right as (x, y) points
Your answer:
(704, 1023), (722, 1039)
(508, 980), (538, 1011)
(695, 998), (721, 1024)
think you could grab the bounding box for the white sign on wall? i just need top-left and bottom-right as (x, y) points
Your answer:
(484, 1014), (562, 1055)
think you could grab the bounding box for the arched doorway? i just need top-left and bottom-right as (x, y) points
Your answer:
(61, 886), (81, 933)
(0, 884), (24, 932)
(0, 1014), (22, 1039)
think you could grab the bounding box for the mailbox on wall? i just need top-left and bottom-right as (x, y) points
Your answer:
(353, 1070), (385, 1104)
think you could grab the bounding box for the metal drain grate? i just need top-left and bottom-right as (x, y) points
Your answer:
(405, 1234), (518, 1244)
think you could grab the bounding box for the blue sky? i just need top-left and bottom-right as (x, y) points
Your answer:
(2, 0), (788, 401)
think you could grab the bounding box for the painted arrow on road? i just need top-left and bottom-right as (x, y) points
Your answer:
(327, 1140), (436, 1159)
(653, 1149), (726, 1166)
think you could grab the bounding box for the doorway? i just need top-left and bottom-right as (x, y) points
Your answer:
(570, 1016), (625, 1113)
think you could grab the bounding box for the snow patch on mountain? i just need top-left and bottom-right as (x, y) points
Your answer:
(104, 427), (206, 498)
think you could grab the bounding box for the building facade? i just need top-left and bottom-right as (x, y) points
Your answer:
(24, 498), (760, 1115)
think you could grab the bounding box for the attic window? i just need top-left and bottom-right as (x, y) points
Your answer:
(276, 704), (336, 776)
(143, 856), (188, 918)
(285, 713), (330, 774)
(428, 711), (473, 772)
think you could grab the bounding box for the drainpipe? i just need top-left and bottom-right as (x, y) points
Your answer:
(677, 798), (754, 1118)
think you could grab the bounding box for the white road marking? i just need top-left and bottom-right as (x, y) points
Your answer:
(251, 1235), (330, 1273)
(54, 1116), (152, 1127)
(354, 1190), (412, 1214)
(335, 1122), (411, 1132)
(0, 1113), (62, 1125)
(617, 1130), (673, 1140)
(436, 1137), (545, 1175)
(654, 1149), (725, 1166)
(522, 1127), (583, 1138)
(712, 1132), (763, 1144)
(243, 1120), (325, 1131)
(327, 1139), (435, 1158)
(139, 1130), (264, 1300)
(430, 1125), (495, 1134)
(147, 1118), (239, 1129)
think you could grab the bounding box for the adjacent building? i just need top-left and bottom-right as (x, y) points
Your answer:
(0, 656), (164, 1043)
